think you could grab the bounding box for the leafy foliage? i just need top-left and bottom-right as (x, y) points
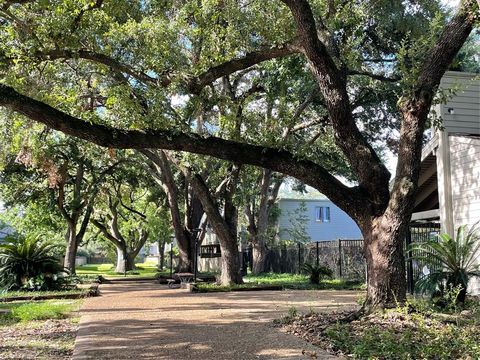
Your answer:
(0, 236), (65, 291)
(409, 224), (480, 303)
(301, 263), (333, 284)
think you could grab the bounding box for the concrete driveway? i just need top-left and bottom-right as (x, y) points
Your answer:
(73, 281), (358, 360)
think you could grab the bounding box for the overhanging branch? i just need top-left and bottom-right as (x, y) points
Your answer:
(0, 83), (364, 216)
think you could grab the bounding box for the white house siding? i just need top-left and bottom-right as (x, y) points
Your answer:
(277, 199), (362, 241)
(450, 136), (480, 229)
(438, 72), (480, 136)
(449, 135), (480, 294)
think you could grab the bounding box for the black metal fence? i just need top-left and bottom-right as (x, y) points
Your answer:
(241, 221), (441, 288)
(405, 222), (441, 294)
(243, 239), (366, 281)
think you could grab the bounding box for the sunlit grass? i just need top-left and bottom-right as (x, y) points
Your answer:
(196, 272), (363, 292)
(76, 262), (159, 278)
(0, 300), (81, 325)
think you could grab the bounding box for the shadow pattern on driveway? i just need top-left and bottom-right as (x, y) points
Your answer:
(73, 281), (358, 359)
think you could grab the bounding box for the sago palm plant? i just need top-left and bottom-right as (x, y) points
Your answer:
(409, 224), (480, 304)
(0, 236), (64, 291)
(301, 263), (333, 284)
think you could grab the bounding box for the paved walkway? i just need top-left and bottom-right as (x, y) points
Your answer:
(73, 281), (358, 360)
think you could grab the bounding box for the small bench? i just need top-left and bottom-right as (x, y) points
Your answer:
(166, 273), (196, 289)
(167, 278), (177, 288)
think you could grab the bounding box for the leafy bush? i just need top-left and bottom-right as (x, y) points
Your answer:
(0, 237), (65, 291)
(301, 263), (333, 284)
(409, 224), (480, 304)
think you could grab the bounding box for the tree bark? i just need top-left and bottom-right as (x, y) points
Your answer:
(188, 172), (243, 285)
(114, 243), (135, 273)
(140, 149), (195, 272)
(360, 215), (407, 309)
(246, 169), (283, 274)
(63, 225), (78, 274)
(159, 240), (166, 270)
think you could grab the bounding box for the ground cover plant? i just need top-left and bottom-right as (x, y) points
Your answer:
(0, 300), (81, 359)
(280, 296), (480, 359)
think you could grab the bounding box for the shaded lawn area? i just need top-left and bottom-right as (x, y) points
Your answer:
(0, 288), (91, 302)
(196, 272), (363, 292)
(0, 300), (81, 359)
(76, 262), (161, 278)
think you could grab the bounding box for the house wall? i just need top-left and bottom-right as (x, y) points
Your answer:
(438, 72), (480, 136)
(449, 135), (480, 294)
(450, 136), (480, 229)
(277, 199), (362, 241)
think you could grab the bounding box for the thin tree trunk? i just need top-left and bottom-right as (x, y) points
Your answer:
(159, 240), (166, 270)
(189, 173), (243, 285)
(140, 149), (194, 272)
(63, 225), (78, 274)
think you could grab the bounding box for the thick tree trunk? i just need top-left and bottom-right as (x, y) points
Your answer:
(219, 235), (243, 285)
(361, 215), (408, 309)
(114, 244), (136, 273)
(252, 241), (268, 274)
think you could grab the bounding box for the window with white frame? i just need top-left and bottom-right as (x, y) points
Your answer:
(315, 206), (331, 222)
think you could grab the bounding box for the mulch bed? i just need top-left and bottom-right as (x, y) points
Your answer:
(0, 318), (78, 360)
(276, 310), (351, 356)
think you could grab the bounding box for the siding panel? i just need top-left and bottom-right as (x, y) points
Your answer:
(439, 72), (480, 135)
(277, 199), (362, 241)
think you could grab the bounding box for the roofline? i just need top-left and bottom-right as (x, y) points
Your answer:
(444, 70), (480, 78)
(277, 197), (330, 202)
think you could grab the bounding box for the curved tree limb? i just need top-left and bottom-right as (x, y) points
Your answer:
(0, 83), (365, 218)
(280, 0), (391, 211)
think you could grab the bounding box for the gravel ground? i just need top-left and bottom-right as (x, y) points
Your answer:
(73, 281), (359, 360)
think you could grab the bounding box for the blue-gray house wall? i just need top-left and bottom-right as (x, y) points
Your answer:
(277, 198), (362, 241)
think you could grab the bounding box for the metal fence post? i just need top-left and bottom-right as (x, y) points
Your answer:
(298, 242), (302, 274)
(406, 225), (414, 294)
(316, 241), (319, 266)
(338, 239), (342, 278)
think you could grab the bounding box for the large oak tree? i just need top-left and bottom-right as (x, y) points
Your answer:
(0, 0), (478, 308)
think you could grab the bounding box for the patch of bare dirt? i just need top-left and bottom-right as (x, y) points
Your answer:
(0, 318), (78, 360)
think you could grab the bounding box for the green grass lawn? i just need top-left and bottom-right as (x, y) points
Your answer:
(76, 262), (161, 278)
(196, 272), (363, 292)
(0, 299), (82, 325)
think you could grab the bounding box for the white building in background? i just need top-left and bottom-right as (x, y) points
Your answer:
(412, 71), (480, 293)
(276, 191), (362, 242)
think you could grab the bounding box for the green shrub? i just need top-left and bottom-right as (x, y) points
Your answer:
(409, 224), (480, 304)
(301, 263), (333, 284)
(0, 237), (65, 291)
